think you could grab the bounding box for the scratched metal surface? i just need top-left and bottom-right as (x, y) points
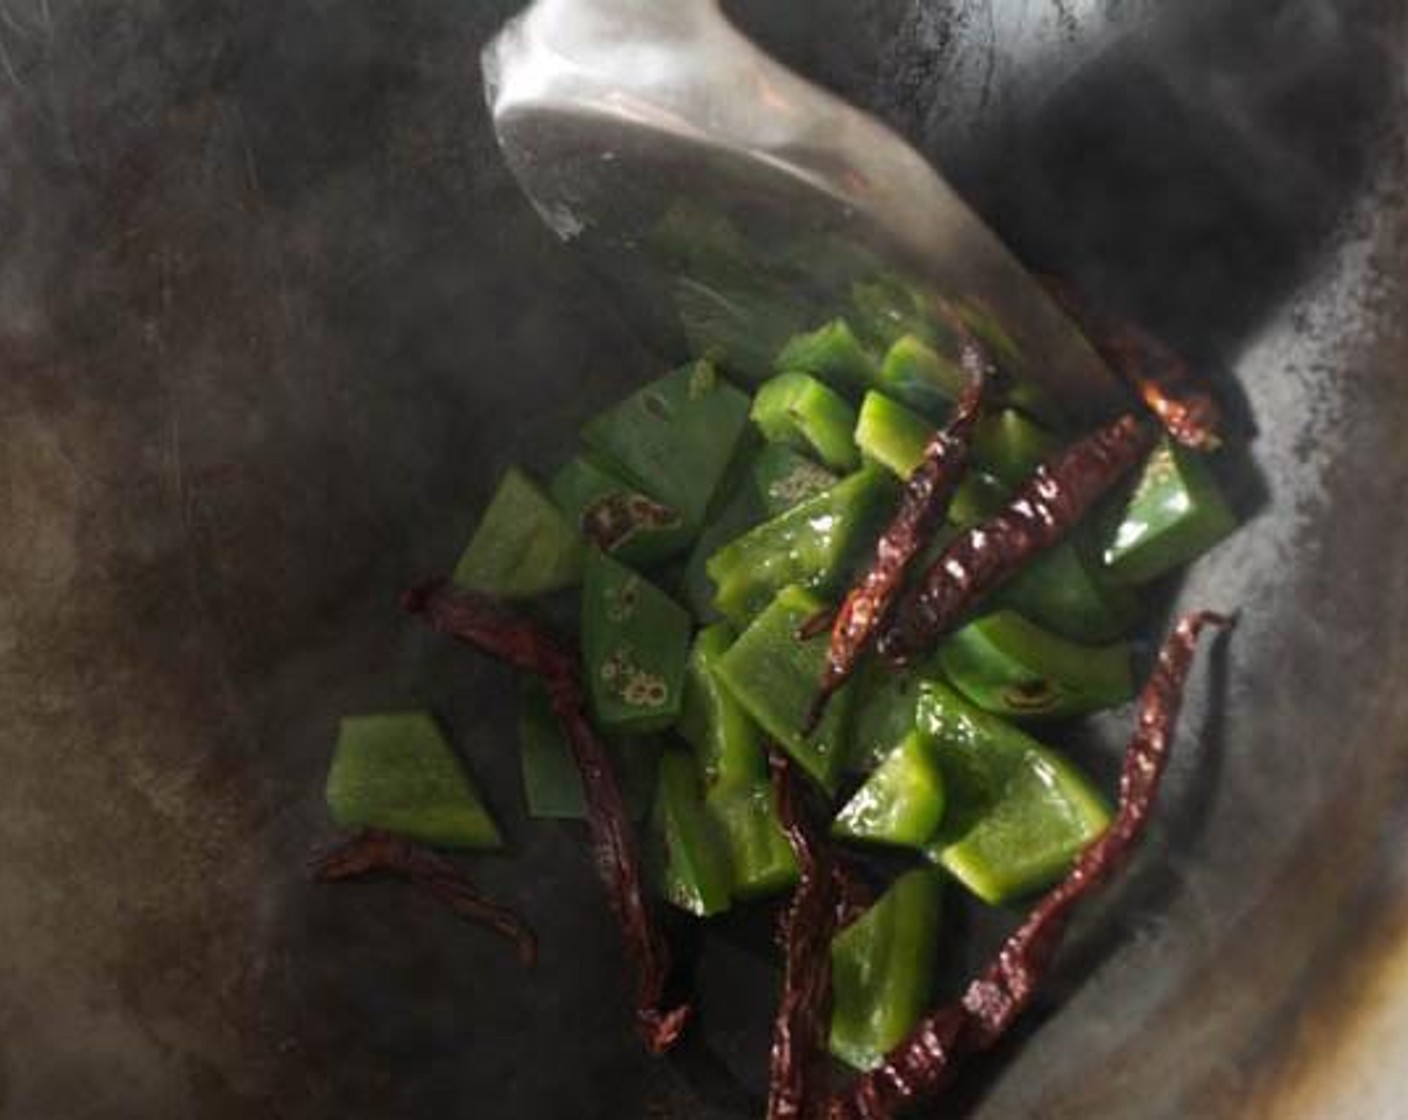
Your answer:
(0, 1), (1404, 1118)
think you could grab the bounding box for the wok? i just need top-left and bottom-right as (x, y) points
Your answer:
(1, 1), (1405, 1116)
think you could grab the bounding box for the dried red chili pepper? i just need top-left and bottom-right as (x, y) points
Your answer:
(768, 747), (845, 1120)
(1044, 278), (1222, 451)
(803, 376), (987, 734)
(403, 579), (690, 1053)
(878, 413), (1155, 665)
(828, 609), (1232, 1119)
(311, 829), (539, 969)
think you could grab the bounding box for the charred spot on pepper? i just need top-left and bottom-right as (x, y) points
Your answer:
(580, 491), (683, 553)
(999, 679), (1059, 712)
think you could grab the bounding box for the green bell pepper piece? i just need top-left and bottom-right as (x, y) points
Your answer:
(845, 654), (948, 773)
(829, 869), (944, 1071)
(707, 779), (799, 899)
(752, 371), (861, 473)
(680, 470), (766, 623)
(854, 390), (931, 478)
(917, 682), (1110, 904)
(452, 467), (583, 598)
(855, 394), (1060, 514)
(676, 276), (811, 386)
(775, 318), (878, 395)
(517, 679), (585, 820)
(327, 712), (502, 848)
(581, 550), (691, 734)
(948, 468), (1011, 527)
(580, 360), (751, 531)
(549, 455), (693, 567)
(1098, 437), (1237, 585)
(876, 334), (965, 419)
(972, 409), (1061, 486)
(833, 730), (946, 849)
(678, 622), (768, 790)
(714, 585), (854, 791)
(706, 468), (898, 625)
(850, 275), (939, 349)
(655, 748), (734, 917)
(517, 680), (659, 822)
(751, 443), (838, 516)
(954, 298), (1024, 373)
(937, 610), (1134, 721)
(999, 539), (1142, 643)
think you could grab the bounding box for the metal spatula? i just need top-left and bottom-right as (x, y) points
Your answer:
(483, 0), (1124, 420)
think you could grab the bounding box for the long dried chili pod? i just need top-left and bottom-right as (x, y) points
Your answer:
(803, 376), (987, 734)
(403, 579), (690, 1053)
(1043, 278), (1222, 451)
(311, 829), (539, 968)
(829, 609), (1233, 1119)
(768, 748), (844, 1120)
(879, 413), (1155, 665)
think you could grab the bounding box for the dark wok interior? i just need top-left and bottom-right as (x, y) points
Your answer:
(1, 1), (1405, 1117)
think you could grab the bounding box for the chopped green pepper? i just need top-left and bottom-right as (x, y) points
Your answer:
(832, 730), (946, 849)
(678, 622), (768, 791)
(829, 869), (943, 1071)
(714, 585), (854, 791)
(675, 276), (810, 386)
(452, 467), (582, 598)
(707, 779), (799, 899)
(751, 443), (838, 516)
(751, 371), (861, 473)
(854, 390), (931, 478)
(517, 679), (585, 820)
(775, 318), (878, 395)
(326, 712), (502, 849)
(917, 682), (1110, 904)
(850, 276), (938, 349)
(999, 539), (1142, 644)
(845, 654), (946, 773)
(1098, 437), (1237, 584)
(581, 550), (691, 734)
(954, 298), (1025, 374)
(549, 455), (693, 567)
(855, 394), (1061, 505)
(972, 409), (1061, 486)
(948, 468), (1011, 527)
(517, 680), (658, 821)
(937, 610), (1134, 720)
(580, 360), (751, 531)
(706, 468), (898, 625)
(680, 442), (766, 622)
(876, 334), (965, 418)
(655, 748), (734, 917)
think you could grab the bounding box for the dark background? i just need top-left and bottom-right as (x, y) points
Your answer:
(0, 1), (1405, 1117)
